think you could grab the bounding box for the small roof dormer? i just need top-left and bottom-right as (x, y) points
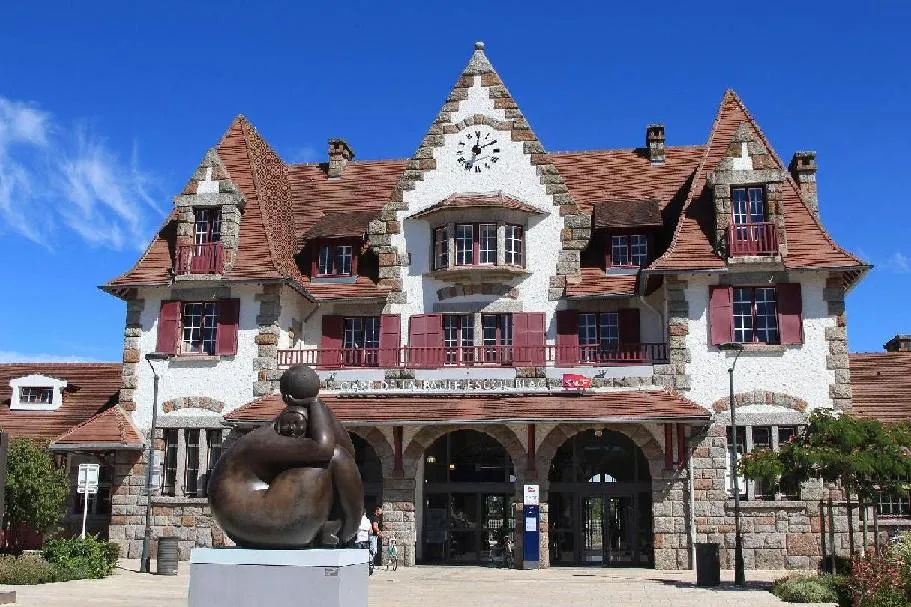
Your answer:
(8, 374), (68, 411)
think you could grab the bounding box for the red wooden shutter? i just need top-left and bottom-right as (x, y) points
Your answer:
(408, 314), (443, 368)
(555, 310), (579, 366)
(215, 299), (240, 356)
(378, 314), (401, 368)
(320, 315), (344, 368)
(513, 312), (546, 365)
(777, 283), (804, 345)
(709, 286), (734, 346)
(618, 308), (642, 361)
(157, 300), (181, 355)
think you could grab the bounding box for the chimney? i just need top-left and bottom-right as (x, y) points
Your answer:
(646, 124), (665, 164)
(885, 335), (911, 352)
(789, 151), (818, 219)
(327, 138), (355, 179)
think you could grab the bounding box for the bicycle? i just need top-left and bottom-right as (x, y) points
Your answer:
(385, 538), (399, 571)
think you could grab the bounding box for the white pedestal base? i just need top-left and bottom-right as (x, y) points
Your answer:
(188, 548), (369, 607)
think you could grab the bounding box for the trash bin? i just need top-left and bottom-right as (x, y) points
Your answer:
(156, 536), (179, 576)
(695, 543), (720, 587)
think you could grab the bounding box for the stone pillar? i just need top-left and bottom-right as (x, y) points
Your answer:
(119, 294), (145, 411)
(253, 284), (282, 397)
(382, 477), (417, 566)
(824, 277), (851, 411)
(108, 448), (146, 558)
(657, 278), (691, 392)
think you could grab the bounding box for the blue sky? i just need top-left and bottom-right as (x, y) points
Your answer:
(0, 1), (908, 361)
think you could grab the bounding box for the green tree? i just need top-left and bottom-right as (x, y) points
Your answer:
(740, 410), (911, 556)
(3, 439), (68, 550)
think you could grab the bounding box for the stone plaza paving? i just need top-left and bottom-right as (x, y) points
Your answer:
(2, 560), (827, 606)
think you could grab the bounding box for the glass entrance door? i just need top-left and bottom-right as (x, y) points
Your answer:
(582, 496), (604, 564)
(581, 494), (640, 566)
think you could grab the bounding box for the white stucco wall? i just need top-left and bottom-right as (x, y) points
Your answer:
(391, 76), (564, 341)
(132, 285), (261, 430)
(683, 274), (834, 411)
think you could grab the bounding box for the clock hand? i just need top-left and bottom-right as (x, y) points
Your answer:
(479, 140), (498, 148)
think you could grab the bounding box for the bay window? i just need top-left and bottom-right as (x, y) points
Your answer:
(479, 223), (497, 264)
(455, 224), (474, 265)
(433, 227), (448, 270)
(505, 225), (523, 266)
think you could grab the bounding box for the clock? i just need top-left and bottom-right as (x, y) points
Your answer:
(455, 128), (501, 173)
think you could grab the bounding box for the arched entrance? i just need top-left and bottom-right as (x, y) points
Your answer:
(350, 433), (383, 514)
(421, 430), (517, 564)
(548, 429), (653, 567)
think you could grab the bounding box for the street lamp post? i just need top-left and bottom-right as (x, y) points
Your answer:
(719, 341), (745, 586)
(140, 352), (169, 574)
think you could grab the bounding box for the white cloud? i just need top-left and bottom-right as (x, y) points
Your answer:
(0, 350), (102, 364)
(889, 252), (911, 274)
(0, 96), (162, 251)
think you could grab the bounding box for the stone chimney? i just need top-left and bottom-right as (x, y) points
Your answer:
(327, 138), (355, 179)
(646, 124), (665, 164)
(885, 335), (911, 352)
(789, 151), (818, 219)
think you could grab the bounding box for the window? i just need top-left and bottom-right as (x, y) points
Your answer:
(610, 234), (648, 267)
(733, 287), (780, 344)
(181, 301), (219, 355)
(577, 312), (619, 362)
(342, 316), (380, 366)
(481, 314), (512, 363)
(726, 425), (802, 500)
(479, 223), (497, 264)
(731, 187), (766, 225)
(433, 227), (449, 270)
(317, 243), (354, 276)
(455, 224), (474, 265)
(184, 429), (200, 498)
(19, 387), (53, 404)
(163, 429), (179, 497)
(443, 314), (475, 365)
(204, 429), (223, 496)
(878, 480), (911, 517)
(193, 208), (221, 244)
(505, 225), (523, 266)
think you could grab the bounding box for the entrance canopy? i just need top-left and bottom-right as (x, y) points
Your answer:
(226, 389), (711, 425)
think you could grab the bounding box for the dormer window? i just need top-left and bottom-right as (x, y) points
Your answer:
(20, 387), (54, 404)
(8, 374), (67, 410)
(609, 234), (648, 267)
(729, 186), (778, 256)
(194, 208), (221, 244)
(175, 208), (224, 275)
(313, 240), (358, 278)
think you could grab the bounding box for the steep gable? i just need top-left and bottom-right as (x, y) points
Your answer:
(649, 90), (866, 274)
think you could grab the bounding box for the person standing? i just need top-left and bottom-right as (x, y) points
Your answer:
(370, 505), (383, 566)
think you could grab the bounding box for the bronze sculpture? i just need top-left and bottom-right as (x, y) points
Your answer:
(207, 365), (364, 548)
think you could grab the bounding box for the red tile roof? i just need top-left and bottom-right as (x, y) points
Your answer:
(849, 353), (911, 423)
(0, 363), (121, 441)
(593, 199), (662, 228)
(304, 211), (378, 239)
(650, 90), (865, 273)
(225, 389), (710, 424)
(410, 192), (546, 218)
(566, 268), (638, 298)
(50, 406), (144, 450)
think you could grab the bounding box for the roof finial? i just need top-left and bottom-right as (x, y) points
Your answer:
(474, 41), (485, 51)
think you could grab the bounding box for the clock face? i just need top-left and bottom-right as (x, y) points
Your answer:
(455, 128), (501, 173)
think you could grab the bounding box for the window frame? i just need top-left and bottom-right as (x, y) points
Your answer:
(162, 429), (179, 497)
(193, 208), (222, 245)
(454, 223), (476, 266)
(726, 424), (803, 501)
(184, 429), (200, 498)
(481, 313), (513, 364)
(180, 301), (220, 355)
(432, 226), (449, 270)
(577, 312), (619, 362)
(730, 186), (767, 226)
(443, 314), (475, 365)
(312, 238), (359, 278)
(342, 316), (381, 367)
(607, 232), (649, 268)
(19, 386), (54, 404)
(732, 286), (780, 345)
(504, 224), (524, 267)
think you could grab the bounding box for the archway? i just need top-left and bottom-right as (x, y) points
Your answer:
(547, 429), (653, 567)
(349, 433), (383, 514)
(421, 429), (517, 565)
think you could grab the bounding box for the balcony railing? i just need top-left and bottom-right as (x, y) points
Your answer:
(728, 222), (778, 256)
(277, 343), (668, 370)
(175, 242), (224, 275)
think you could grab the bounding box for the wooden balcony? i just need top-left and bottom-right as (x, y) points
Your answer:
(727, 222), (778, 256)
(175, 242), (224, 275)
(277, 343), (668, 370)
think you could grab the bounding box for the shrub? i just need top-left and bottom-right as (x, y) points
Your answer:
(0, 554), (58, 585)
(771, 575), (840, 603)
(848, 551), (907, 607)
(42, 535), (120, 580)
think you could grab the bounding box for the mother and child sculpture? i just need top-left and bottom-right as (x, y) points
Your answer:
(206, 364), (365, 549)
